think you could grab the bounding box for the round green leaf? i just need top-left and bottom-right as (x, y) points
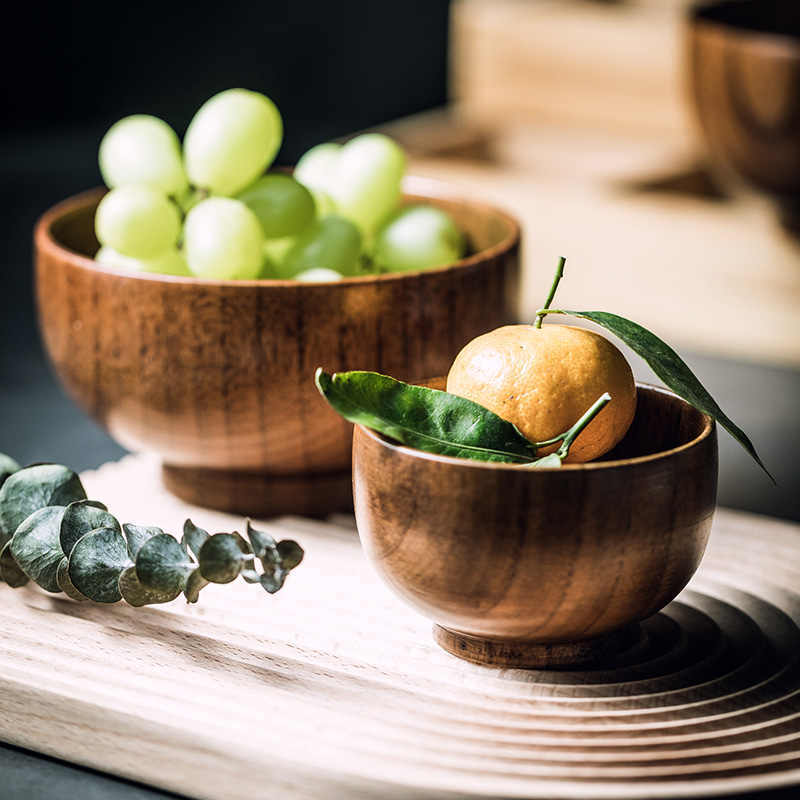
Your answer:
(9, 506), (67, 593)
(56, 556), (88, 601)
(123, 523), (164, 560)
(198, 533), (248, 584)
(68, 527), (131, 603)
(0, 453), (20, 490)
(60, 500), (119, 557)
(182, 519), (209, 560)
(135, 533), (194, 593)
(0, 464), (85, 548)
(276, 539), (304, 570)
(119, 565), (182, 607)
(0, 541), (29, 588)
(183, 568), (209, 603)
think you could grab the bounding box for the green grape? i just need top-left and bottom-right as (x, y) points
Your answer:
(184, 89), (282, 196)
(99, 115), (188, 196)
(280, 216), (362, 278)
(294, 142), (341, 193)
(328, 134), (405, 235)
(294, 268), (343, 282)
(183, 198), (264, 280)
(311, 188), (337, 218)
(263, 236), (296, 267)
(373, 205), (466, 272)
(96, 246), (191, 276)
(95, 186), (181, 259)
(236, 174), (315, 238)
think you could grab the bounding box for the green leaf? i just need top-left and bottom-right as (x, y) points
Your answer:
(245, 519), (275, 559)
(276, 539), (304, 570)
(56, 557), (88, 601)
(530, 453), (563, 469)
(314, 369), (537, 463)
(198, 533), (249, 584)
(182, 519), (209, 559)
(68, 527), (131, 603)
(0, 453), (20, 489)
(0, 464), (85, 549)
(260, 569), (288, 594)
(123, 524), (164, 560)
(118, 565), (182, 607)
(0, 541), (29, 588)
(135, 533), (194, 594)
(9, 506), (67, 593)
(60, 500), (119, 557)
(551, 311), (773, 481)
(183, 568), (209, 603)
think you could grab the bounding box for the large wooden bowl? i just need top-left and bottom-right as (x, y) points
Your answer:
(688, 1), (800, 229)
(35, 180), (520, 515)
(353, 385), (718, 667)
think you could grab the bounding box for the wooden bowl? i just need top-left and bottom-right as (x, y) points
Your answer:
(353, 385), (718, 668)
(35, 179), (520, 516)
(688, 1), (800, 229)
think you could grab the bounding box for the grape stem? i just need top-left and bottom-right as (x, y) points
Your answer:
(534, 257), (566, 329)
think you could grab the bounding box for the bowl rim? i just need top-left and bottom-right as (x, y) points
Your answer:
(689, 2), (800, 57)
(35, 176), (521, 288)
(355, 383), (715, 473)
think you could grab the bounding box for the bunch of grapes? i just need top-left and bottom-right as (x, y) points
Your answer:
(94, 89), (466, 282)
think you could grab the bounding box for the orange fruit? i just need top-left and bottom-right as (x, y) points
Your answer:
(446, 324), (636, 463)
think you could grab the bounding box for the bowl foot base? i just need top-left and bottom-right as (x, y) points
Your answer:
(162, 464), (353, 518)
(433, 623), (644, 669)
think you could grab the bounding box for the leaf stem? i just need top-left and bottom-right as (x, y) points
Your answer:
(556, 392), (611, 459)
(534, 257), (566, 329)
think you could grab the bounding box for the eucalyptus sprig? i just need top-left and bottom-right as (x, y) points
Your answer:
(0, 461), (303, 604)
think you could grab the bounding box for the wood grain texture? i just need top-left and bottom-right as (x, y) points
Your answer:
(689, 4), (800, 227)
(34, 179), (519, 514)
(0, 455), (798, 798)
(353, 386), (718, 657)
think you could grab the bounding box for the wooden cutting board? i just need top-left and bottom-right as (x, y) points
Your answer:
(0, 455), (799, 799)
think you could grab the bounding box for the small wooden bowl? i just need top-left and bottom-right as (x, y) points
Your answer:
(35, 179), (520, 516)
(688, 1), (800, 229)
(353, 385), (718, 668)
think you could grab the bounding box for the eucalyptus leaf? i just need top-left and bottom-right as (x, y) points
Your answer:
(547, 310), (773, 481)
(0, 464), (85, 548)
(182, 519), (209, 560)
(184, 568), (209, 603)
(56, 557), (89, 601)
(198, 533), (249, 584)
(0, 541), (29, 588)
(315, 369), (537, 464)
(60, 501), (119, 557)
(260, 569), (287, 594)
(240, 562), (262, 584)
(69, 527), (131, 603)
(245, 519), (275, 559)
(135, 534), (194, 594)
(9, 506), (67, 593)
(0, 453), (20, 489)
(276, 539), (304, 570)
(119, 565), (182, 607)
(123, 523), (164, 560)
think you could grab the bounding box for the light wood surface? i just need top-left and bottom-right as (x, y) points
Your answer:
(34, 182), (519, 515)
(408, 158), (800, 368)
(353, 386), (717, 662)
(0, 455), (799, 798)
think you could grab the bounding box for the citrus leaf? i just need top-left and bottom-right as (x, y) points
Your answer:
(314, 369), (537, 463)
(184, 568), (209, 603)
(135, 533), (194, 593)
(0, 453), (20, 489)
(60, 500), (119, 557)
(119, 565), (182, 607)
(530, 453), (563, 469)
(0, 464), (85, 549)
(123, 523), (164, 560)
(56, 556), (88, 601)
(68, 527), (131, 603)
(9, 506), (67, 593)
(552, 311), (773, 481)
(0, 541), (29, 588)
(182, 519), (209, 560)
(198, 533), (249, 584)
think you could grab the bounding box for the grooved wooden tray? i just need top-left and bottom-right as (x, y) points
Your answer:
(0, 455), (799, 799)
